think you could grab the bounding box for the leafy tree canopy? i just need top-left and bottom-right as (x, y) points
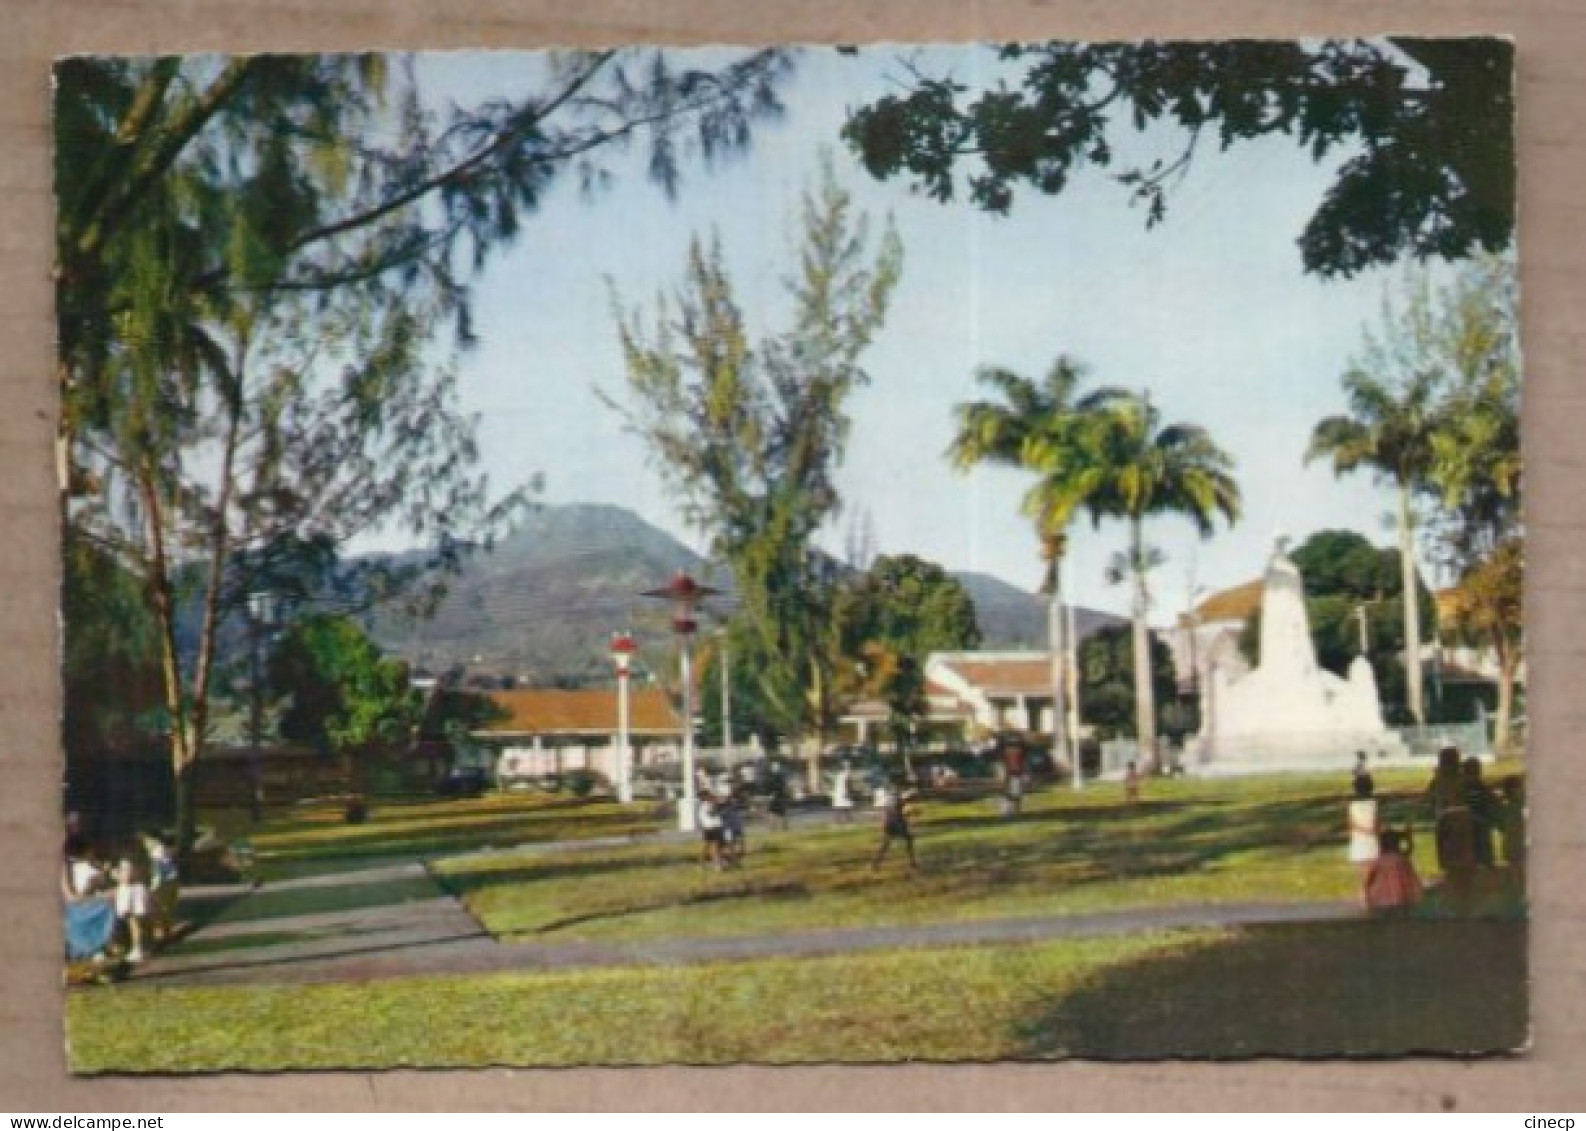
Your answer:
(268, 613), (420, 762)
(1079, 625), (1178, 740)
(835, 553), (982, 662)
(842, 39), (1513, 277)
(63, 531), (166, 760)
(1288, 529), (1402, 600)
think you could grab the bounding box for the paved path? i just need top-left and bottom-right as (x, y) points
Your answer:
(113, 810), (1362, 991)
(129, 886), (1359, 988)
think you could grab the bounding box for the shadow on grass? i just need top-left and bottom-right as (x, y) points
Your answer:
(436, 849), (702, 899)
(203, 875), (444, 926)
(931, 788), (1420, 887)
(173, 888), (255, 936)
(926, 796), (1193, 828)
(1011, 917), (1528, 1059)
(135, 927), (487, 984)
(531, 879), (811, 935)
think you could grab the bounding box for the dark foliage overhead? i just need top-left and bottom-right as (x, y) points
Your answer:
(843, 38), (1513, 277)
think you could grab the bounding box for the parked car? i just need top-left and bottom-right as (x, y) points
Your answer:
(434, 766), (488, 797)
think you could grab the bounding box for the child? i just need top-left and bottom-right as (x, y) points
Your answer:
(1000, 767), (1024, 818)
(142, 832), (179, 944)
(1347, 773), (1381, 904)
(870, 781), (919, 872)
(831, 762), (854, 823)
(113, 843), (151, 962)
(1364, 828), (1423, 914)
(697, 792), (726, 872)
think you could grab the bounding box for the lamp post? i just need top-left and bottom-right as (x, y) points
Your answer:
(716, 625), (734, 771)
(246, 591), (277, 824)
(1066, 591), (1082, 790)
(610, 632), (637, 804)
(642, 570), (720, 831)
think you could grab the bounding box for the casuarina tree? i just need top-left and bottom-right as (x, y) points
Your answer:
(56, 49), (793, 857)
(609, 155), (904, 791)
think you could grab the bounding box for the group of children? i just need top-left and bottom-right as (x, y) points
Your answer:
(62, 827), (178, 968)
(696, 784), (750, 871)
(695, 767), (922, 874)
(1346, 747), (1526, 913)
(1346, 772), (1424, 913)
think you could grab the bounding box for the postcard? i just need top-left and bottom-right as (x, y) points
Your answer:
(55, 38), (1524, 1071)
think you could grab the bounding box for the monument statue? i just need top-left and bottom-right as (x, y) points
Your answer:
(1197, 538), (1404, 772)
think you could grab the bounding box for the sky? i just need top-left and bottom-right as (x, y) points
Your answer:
(405, 43), (1430, 626)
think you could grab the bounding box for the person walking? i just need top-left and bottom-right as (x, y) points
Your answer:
(765, 767), (790, 832)
(831, 761), (855, 824)
(697, 792), (726, 872)
(870, 780), (919, 872)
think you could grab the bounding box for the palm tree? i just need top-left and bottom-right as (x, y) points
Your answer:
(1079, 392), (1242, 764)
(947, 357), (1108, 783)
(1307, 364), (1444, 726)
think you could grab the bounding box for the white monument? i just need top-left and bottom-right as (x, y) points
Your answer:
(1195, 537), (1404, 773)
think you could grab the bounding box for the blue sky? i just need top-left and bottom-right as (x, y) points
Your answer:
(409, 44), (1425, 624)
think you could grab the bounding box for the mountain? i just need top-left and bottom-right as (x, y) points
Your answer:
(364, 503), (1125, 683)
(952, 570), (1128, 651)
(366, 504), (716, 685)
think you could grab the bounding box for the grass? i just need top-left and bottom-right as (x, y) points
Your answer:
(199, 875), (446, 925)
(235, 790), (668, 881)
(65, 916), (1526, 1071)
(435, 767), (1482, 943)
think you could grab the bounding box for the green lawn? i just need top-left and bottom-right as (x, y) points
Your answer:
(236, 790), (669, 881)
(66, 917), (1526, 1071)
(435, 768), (1478, 943)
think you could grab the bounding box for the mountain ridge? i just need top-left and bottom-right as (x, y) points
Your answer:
(365, 503), (1123, 683)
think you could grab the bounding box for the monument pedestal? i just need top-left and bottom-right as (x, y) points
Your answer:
(1195, 540), (1405, 776)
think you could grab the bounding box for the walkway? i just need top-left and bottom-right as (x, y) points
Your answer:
(129, 860), (1360, 987)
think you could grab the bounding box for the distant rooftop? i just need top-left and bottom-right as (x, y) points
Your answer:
(475, 687), (681, 737)
(1183, 579), (1263, 627)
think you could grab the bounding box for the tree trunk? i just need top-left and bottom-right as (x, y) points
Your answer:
(139, 470), (201, 861)
(1494, 641), (1519, 757)
(1130, 518), (1158, 766)
(806, 656), (826, 795)
(1042, 537), (1076, 788)
(1047, 560), (1069, 767)
(1398, 484), (1426, 726)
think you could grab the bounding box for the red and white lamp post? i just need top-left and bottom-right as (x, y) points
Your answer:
(610, 631), (638, 804)
(641, 570), (720, 831)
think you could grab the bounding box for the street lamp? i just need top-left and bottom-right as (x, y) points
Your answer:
(716, 625), (734, 771)
(246, 591), (278, 823)
(641, 570), (720, 831)
(609, 632), (638, 804)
